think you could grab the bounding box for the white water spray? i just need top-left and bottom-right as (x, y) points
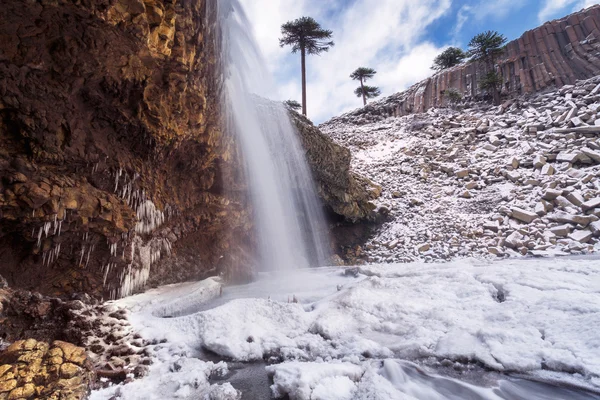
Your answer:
(218, 0), (330, 270)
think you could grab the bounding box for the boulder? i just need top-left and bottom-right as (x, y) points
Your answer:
(550, 224), (572, 237)
(582, 198), (600, 212)
(542, 189), (562, 201)
(569, 229), (593, 243)
(541, 164), (555, 175)
(533, 155), (547, 169)
(511, 207), (538, 223)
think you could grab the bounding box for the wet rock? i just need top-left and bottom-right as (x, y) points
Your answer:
(0, 339), (93, 400)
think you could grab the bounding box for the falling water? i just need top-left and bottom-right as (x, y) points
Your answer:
(217, 0), (331, 270)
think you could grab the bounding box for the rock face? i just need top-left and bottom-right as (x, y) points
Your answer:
(321, 75), (600, 263)
(0, 0), (254, 299)
(347, 5), (600, 121)
(0, 339), (93, 400)
(291, 113), (381, 222)
(0, 0), (377, 299)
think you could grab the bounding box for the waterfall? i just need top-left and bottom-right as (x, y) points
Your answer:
(217, 0), (331, 270)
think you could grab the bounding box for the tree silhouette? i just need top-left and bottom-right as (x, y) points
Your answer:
(354, 86), (381, 104)
(350, 67), (379, 106)
(284, 100), (302, 111)
(280, 17), (334, 117)
(467, 31), (507, 105)
(432, 47), (466, 71)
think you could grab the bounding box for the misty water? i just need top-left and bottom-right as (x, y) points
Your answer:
(219, 0), (330, 270)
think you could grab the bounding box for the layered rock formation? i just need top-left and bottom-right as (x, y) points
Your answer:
(291, 113), (381, 222)
(0, 0), (252, 299)
(350, 5), (600, 120)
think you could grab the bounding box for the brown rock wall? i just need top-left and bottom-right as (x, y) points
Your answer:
(0, 0), (253, 299)
(386, 5), (600, 117)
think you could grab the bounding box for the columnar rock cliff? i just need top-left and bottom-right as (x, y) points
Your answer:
(366, 5), (600, 118)
(0, 0), (376, 299)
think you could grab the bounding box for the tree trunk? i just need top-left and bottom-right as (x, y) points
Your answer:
(488, 57), (501, 106)
(360, 77), (366, 106)
(301, 46), (307, 116)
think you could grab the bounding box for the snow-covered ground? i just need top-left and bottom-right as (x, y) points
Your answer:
(320, 76), (600, 263)
(90, 259), (600, 399)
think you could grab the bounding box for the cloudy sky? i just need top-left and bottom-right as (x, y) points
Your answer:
(237, 0), (598, 123)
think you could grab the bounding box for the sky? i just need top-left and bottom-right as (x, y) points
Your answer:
(237, 0), (599, 123)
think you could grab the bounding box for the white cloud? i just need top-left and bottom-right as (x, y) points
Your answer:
(453, 5), (472, 37)
(453, 0), (529, 37)
(538, 0), (598, 22)
(239, 0), (453, 123)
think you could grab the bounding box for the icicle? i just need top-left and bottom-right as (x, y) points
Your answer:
(79, 246), (86, 267)
(85, 244), (94, 269)
(37, 227), (43, 248)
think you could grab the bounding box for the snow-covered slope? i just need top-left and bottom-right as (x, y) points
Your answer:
(321, 76), (600, 263)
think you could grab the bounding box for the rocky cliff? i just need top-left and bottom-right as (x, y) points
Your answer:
(0, 0), (375, 300)
(345, 5), (600, 121)
(0, 0), (250, 300)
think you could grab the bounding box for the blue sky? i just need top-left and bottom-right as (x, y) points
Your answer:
(239, 0), (598, 123)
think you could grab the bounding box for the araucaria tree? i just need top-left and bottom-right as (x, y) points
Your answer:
(351, 67), (380, 106)
(280, 17), (334, 117)
(284, 100), (302, 111)
(432, 47), (466, 71)
(467, 30), (507, 105)
(354, 86), (381, 104)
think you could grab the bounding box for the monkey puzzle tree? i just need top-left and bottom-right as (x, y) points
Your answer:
(354, 86), (381, 104)
(280, 17), (334, 117)
(284, 100), (302, 111)
(350, 67), (379, 106)
(467, 30), (507, 105)
(432, 47), (466, 71)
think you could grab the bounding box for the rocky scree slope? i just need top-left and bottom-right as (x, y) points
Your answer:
(320, 76), (600, 263)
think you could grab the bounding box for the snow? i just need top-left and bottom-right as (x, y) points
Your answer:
(267, 361), (362, 400)
(91, 259), (600, 399)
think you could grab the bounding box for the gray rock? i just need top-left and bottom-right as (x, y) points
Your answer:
(533, 155), (547, 169)
(456, 169), (470, 178)
(581, 147), (600, 163)
(548, 211), (594, 227)
(511, 207), (538, 223)
(505, 231), (524, 249)
(565, 192), (584, 207)
(569, 229), (593, 243)
(590, 221), (600, 236)
(582, 198), (600, 212)
(417, 243), (431, 252)
(541, 164), (555, 175)
(550, 224), (572, 237)
(542, 189), (562, 201)
(556, 152), (581, 163)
